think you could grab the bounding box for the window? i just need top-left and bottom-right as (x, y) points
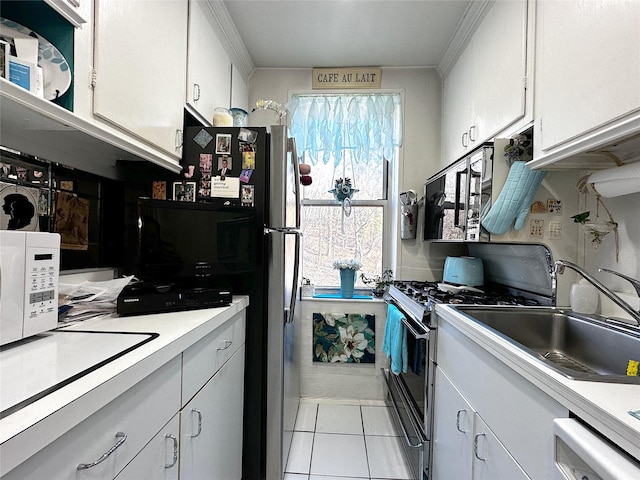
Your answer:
(288, 93), (402, 287)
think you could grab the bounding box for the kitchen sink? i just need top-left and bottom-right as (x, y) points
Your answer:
(453, 306), (640, 384)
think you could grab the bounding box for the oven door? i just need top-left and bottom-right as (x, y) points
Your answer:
(383, 301), (430, 480)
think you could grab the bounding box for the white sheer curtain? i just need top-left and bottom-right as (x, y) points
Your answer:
(287, 93), (402, 166)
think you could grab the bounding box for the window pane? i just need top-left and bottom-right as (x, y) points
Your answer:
(301, 150), (386, 201)
(301, 205), (383, 286)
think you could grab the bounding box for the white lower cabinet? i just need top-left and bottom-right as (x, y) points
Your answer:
(434, 316), (569, 479)
(1, 309), (247, 480)
(180, 345), (245, 480)
(2, 356), (182, 480)
(432, 367), (529, 480)
(115, 414), (180, 480)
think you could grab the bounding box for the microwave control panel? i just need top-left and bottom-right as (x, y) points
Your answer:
(25, 245), (59, 329)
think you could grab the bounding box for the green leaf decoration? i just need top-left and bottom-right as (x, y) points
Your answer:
(571, 211), (591, 224)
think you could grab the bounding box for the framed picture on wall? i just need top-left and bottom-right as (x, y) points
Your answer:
(172, 182), (196, 202)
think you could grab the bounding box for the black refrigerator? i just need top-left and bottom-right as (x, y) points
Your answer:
(183, 125), (302, 480)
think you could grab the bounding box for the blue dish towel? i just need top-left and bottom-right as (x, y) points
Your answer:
(383, 304), (408, 375)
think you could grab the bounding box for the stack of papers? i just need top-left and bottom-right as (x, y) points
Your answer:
(58, 276), (134, 323)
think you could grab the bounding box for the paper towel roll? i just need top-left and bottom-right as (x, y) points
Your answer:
(588, 162), (640, 198)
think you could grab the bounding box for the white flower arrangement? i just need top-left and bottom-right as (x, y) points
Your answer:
(332, 258), (362, 271)
(253, 99), (287, 121)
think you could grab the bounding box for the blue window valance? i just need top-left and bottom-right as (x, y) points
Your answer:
(287, 93), (403, 166)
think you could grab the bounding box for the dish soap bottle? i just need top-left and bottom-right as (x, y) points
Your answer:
(570, 279), (598, 314)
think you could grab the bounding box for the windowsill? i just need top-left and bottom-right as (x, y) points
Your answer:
(301, 287), (387, 302)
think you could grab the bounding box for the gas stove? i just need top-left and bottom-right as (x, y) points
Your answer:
(388, 280), (545, 326)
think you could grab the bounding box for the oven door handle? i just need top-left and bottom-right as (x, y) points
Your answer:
(386, 299), (430, 339)
(383, 369), (426, 449)
(401, 316), (430, 340)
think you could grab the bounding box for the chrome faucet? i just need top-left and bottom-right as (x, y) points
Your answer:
(554, 260), (640, 327)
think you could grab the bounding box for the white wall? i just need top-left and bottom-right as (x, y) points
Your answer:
(580, 184), (640, 317)
(299, 298), (389, 401)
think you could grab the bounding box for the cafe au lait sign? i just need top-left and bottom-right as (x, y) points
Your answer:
(312, 67), (381, 89)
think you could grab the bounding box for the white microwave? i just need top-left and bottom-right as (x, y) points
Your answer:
(0, 231), (61, 346)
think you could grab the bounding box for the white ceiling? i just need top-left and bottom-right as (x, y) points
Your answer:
(222, 0), (473, 69)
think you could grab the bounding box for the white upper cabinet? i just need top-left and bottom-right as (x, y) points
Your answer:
(186, 0), (232, 126)
(442, 1), (529, 166)
(442, 42), (474, 165)
(530, 0), (640, 169)
(231, 63), (249, 113)
(93, 0), (188, 161)
(44, 0), (87, 27)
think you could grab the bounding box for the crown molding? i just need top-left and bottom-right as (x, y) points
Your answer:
(437, 0), (495, 78)
(205, 0), (255, 81)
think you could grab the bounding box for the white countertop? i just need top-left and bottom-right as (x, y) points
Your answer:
(436, 304), (640, 462)
(0, 296), (249, 477)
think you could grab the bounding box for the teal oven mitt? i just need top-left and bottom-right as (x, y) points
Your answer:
(481, 161), (546, 235)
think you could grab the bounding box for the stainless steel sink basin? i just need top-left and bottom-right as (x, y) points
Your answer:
(453, 306), (640, 384)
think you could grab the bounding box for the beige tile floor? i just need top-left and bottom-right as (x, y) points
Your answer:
(283, 399), (414, 480)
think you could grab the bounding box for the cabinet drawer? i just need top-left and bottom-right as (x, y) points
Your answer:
(115, 414), (180, 480)
(3, 356), (181, 480)
(182, 311), (245, 406)
(437, 318), (567, 479)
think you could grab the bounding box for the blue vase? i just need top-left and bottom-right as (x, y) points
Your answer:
(340, 269), (356, 298)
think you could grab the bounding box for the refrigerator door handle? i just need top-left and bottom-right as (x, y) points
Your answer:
(264, 226), (301, 235)
(285, 230), (302, 324)
(288, 137), (302, 229)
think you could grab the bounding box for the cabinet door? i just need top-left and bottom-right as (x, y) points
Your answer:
(442, 43), (474, 165)
(180, 345), (245, 480)
(535, 0), (640, 154)
(231, 63), (249, 112)
(473, 414), (529, 480)
(3, 357), (181, 480)
(115, 414), (180, 480)
(471, 0), (527, 144)
(182, 311), (245, 406)
(431, 367), (473, 480)
(93, 0), (187, 159)
(186, 0), (231, 126)
(441, 1), (528, 166)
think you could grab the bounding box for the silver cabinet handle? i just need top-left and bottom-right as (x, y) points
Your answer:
(474, 433), (487, 461)
(217, 340), (233, 351)
(164, 433), (178, 468)
(175, 129), (183, 150)
(461, 132), (468, 147)
(189, 408), (202, 437)
(469, 125), (476, 142)
(193, 83), (200, 102)
(77, 432), (127, 470)
(456, 409), (468, 433)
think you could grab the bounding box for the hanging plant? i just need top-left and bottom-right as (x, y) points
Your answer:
(329, 177), (359, 202)
(574, 176), (620, 261)
(571, 211), (618, 248)
(504, 132), (533, 164)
